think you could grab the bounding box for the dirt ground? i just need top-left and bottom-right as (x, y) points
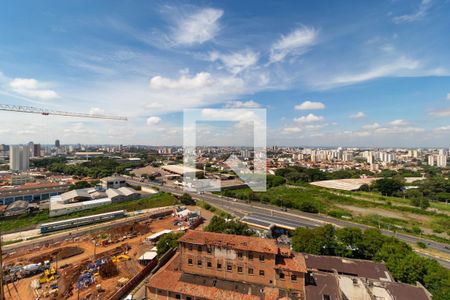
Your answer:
(3, 206), (213, 300)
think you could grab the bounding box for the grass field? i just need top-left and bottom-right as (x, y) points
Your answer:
(218, 184), (450, 244)
(0, 192), (177, 233)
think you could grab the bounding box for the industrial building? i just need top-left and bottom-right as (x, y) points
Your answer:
(100, 175), (127, 189)
(0, 182), (70, 205)
(146, 231), (431, 300)
(49, 186), (142, 216)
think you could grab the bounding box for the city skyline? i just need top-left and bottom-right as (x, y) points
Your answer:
(1, 1), (450, 146)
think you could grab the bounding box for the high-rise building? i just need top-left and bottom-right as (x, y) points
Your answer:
(55, 139), (60, 148)
(28, 141), (34, 157)
(33, 144), (41, 157)
(9, 145), (30, 171)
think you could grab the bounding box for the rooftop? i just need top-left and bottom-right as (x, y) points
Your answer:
(304, 254), (392, 281)
(148, 253), (281, 300)
(179, 230), (279, 254)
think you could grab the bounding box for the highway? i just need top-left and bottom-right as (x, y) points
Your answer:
(127, 179), (450, 269)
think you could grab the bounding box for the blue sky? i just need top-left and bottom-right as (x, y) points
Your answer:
(0, 0), (450, 147)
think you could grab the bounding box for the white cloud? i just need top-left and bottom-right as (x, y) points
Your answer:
(146, 116), (161, 125)
(393, 0), (432, 24)
(172, 8), (223, 45)
(294, 113), (324, 124)
(89, 107), (105, 115)
(9, 78), (59, 100)
(447, 93), (450, 100)
(389, 119), (409, 126)
(269, 26), (318, 63)
(224, 100), (261, 108)
(434, 125), (450, 131)
(430, 107), (450, 117)
(325, 57), (423, 87)
(150, 72), (213, 90)
(350, 112), (366, 119)
(294, 101), (325, 110)
(209, 49), (259, 74)
(363, 122), (381, 129)
(375, 126), (424, 134)
(283, 127), (302, 134)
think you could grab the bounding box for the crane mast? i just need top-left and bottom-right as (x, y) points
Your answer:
(0, 104), (127, 121)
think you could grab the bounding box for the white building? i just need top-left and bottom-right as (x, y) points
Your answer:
(9, 145), (30, 171)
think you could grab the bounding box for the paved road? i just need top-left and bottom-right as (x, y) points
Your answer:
(127, 179), (450, 269)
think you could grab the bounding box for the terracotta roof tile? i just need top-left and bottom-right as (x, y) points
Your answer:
(179, 230), (279, 254)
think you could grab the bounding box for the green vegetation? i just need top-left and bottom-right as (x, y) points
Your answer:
(156, 232), (184, 257)
(47, 157), (143, 178)
(179, 193), (195, 206)
(0, 192), (176, 233)
(68, 180), (96, 191)
(218, 184), (450, 244)
(197, 200), (231, 218)
(204, 215), (254, 236)
(371, 178), (404, 196)
(292, 225), (450, 300)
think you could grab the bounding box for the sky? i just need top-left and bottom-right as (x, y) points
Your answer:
(0, 0), (450, 147)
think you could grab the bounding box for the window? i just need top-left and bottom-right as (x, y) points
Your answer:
(188, 244), (192, 251)
(197, 245), (202, 252)
(291, 274), (297, 281)
(238, 266), (243, 273)
(238, 252), (243, 259)
(323, 296), (331, 300)
(259, 270), (265, 277)
(279, 272), (285, 280)
(248, 252), (253, 260)
(227, 264), (232, 271)
(207, 247), (212, 254)
(207, 261), (212, 268)
(187, 297), (192, 300)
(259, 254), (265, 262)
(248, 268), (254, 275)
(188, 258), (193, 265)
(197, 259), (202, 267)
(217, 262), (222, 270)
(175, 295), (181, 299)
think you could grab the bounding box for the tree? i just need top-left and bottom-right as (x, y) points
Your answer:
(292, 224), (336, 255)
(179, 193), (195, 205)
(359, 184), (370, 192)
(156, 232), (184, 257)
(68, 180), (92, 191)
(371, 178), (404, 196)
(205, 216), (253, 236)
(335, 227), (364, 258)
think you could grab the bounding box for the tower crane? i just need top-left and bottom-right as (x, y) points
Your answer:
(0, 104), (127, 121)
(0, 104), (126, 300)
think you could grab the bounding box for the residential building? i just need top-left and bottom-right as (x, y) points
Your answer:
(9, 145), (30, 171)
(100, 176), (127, 189)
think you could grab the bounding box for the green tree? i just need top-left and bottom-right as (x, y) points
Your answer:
(292, 224), (336, 255)
(204, 216), (253, 236)
(156, 232), (184, 257)
(335, 227), (364, 258)
(371, 178), (404, 196)
(179, 193), (195, 205)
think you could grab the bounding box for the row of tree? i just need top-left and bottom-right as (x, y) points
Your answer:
(292, 225), (450, 300)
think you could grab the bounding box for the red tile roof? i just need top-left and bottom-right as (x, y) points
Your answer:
(148, 253), (280, 300)
(179, 230), (279, 254)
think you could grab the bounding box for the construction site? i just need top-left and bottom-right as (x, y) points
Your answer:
(1, 205), (208, 300)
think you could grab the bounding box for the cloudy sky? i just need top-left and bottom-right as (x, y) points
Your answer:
(1, 0), (450, 147)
